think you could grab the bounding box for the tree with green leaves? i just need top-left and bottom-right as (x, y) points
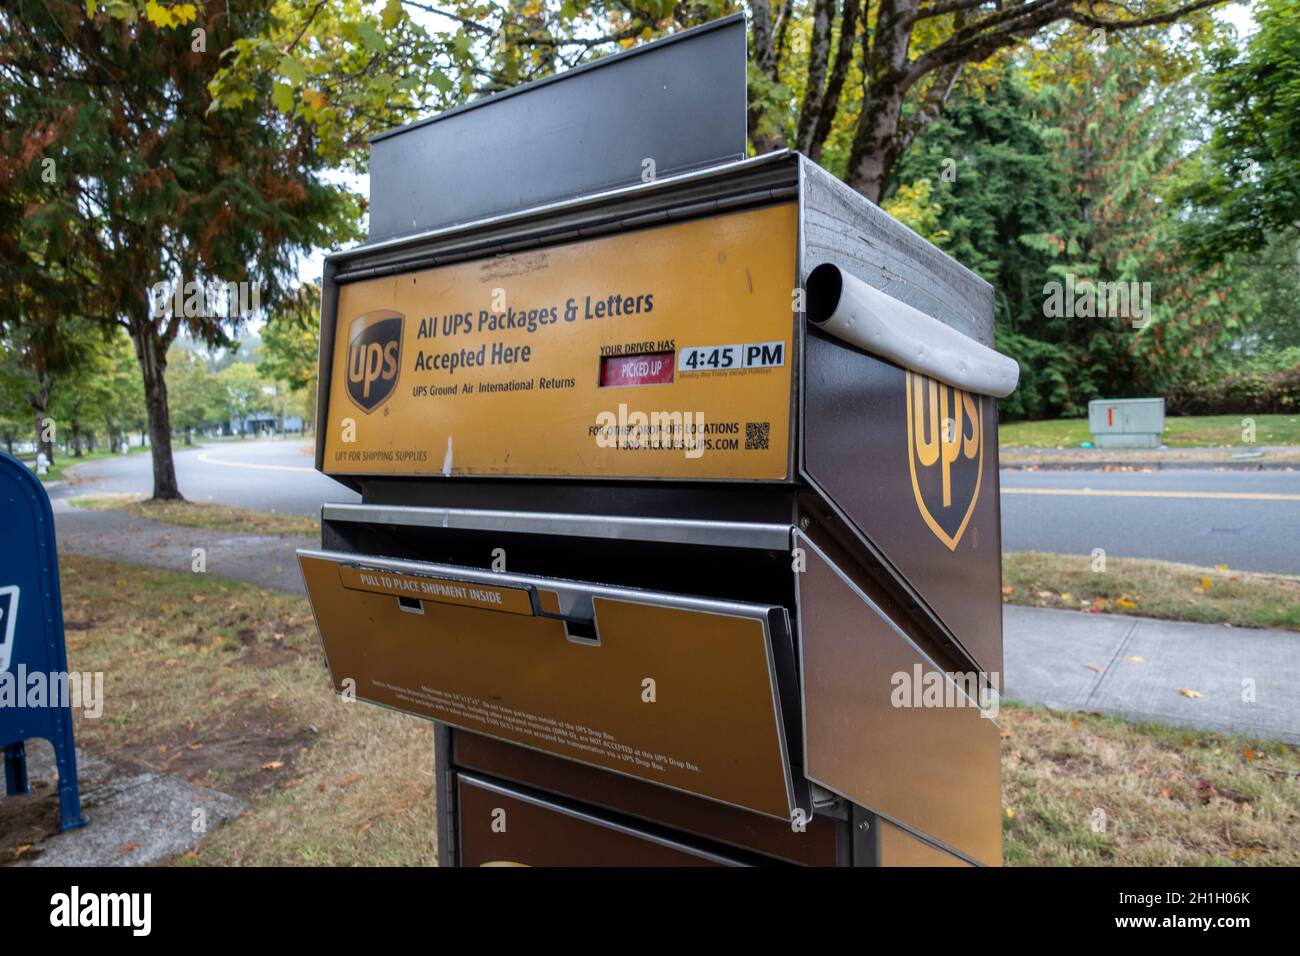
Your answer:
(0, 317), (100, 464)
(886, 61), (1076, 417)
(166, 346), (224, 445)
(1, 1), (360, 498)
(98, 332), (149, 453)
(217, 361), (271, 436)
(98, 2), (1232, 204)
(48, 339), (120, 456)
(1023, 38), (1242, 406)
(763, 0), (1228, 200)
(259, 283), (322, 430)
(887, 30), (1250, 417)
(1176, 0), (1300, 263)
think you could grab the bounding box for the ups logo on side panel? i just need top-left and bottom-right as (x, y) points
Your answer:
(905, 371), (983, 551)
(345, 311), (403, 413)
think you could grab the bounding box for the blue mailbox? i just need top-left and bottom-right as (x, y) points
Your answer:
(0, 451), (83, 830)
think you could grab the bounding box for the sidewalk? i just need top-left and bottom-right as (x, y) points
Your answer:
(52, 505), (1299, 743)
(52, 498), (311, 594)
(9, 742), (244, 867)
(1003, 605), (1299, 744)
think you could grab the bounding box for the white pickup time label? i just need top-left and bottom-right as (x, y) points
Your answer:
(678, 341), (786, 373)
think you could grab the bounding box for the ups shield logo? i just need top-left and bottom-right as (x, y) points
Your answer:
(905, 371), (983, 551)
(345, 311), (403, 413)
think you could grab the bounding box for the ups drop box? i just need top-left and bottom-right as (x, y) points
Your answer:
(300, 15), (1013, 867)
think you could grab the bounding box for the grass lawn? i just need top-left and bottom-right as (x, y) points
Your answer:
(3, 555), (1293, 866)
(1003, 552), (1300, 631)
(999, 413), (1300, 448)
(71, 493), (320, 538)
(1000, 703), (1299, 865)
(37, 555), (438, 866)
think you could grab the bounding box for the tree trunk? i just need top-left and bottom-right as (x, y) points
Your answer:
(129, 315), (183, 500)
(28, 375), (54, 464)
(72, 419), (83, 457)
(185, 426), (193, 446)
(747, 0), (786, 155)
(845, 0), (914, 203)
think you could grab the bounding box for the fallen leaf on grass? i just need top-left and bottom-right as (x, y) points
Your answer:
(261, 761), (284, 771)
(191, 595), (205, 605)
(1116, 598), (1137, 608)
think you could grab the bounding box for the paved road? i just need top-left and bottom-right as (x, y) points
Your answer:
(49, 439), (1300, 573)
(49, 439), (358, 516)
(1000, 467), (1300, 574)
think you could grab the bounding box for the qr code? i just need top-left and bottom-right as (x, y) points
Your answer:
(745, 421), (770, 450)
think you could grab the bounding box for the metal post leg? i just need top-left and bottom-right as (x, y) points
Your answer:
(3, 742), (28, 796)
(53, 740), (85, 831)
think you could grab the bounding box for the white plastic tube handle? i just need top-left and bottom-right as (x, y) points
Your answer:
(805, 262), (1020, 398)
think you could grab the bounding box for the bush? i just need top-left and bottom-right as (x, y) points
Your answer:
(996, 332), (1089, 421)
(1166, 348), (1300, 415)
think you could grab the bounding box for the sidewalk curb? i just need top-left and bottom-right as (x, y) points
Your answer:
(1002, 459), (1298, 472)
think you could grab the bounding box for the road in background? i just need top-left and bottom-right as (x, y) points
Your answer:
(48, 440), (1300, 574)
(999, 467), (1300, 574)
(48, 439), (357, 515)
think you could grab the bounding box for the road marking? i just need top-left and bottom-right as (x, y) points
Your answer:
(196, 451), (315, 474)
(1002, 487), (1300, 502)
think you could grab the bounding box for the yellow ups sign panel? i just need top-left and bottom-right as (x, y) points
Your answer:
(322, 204), (798, 480)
